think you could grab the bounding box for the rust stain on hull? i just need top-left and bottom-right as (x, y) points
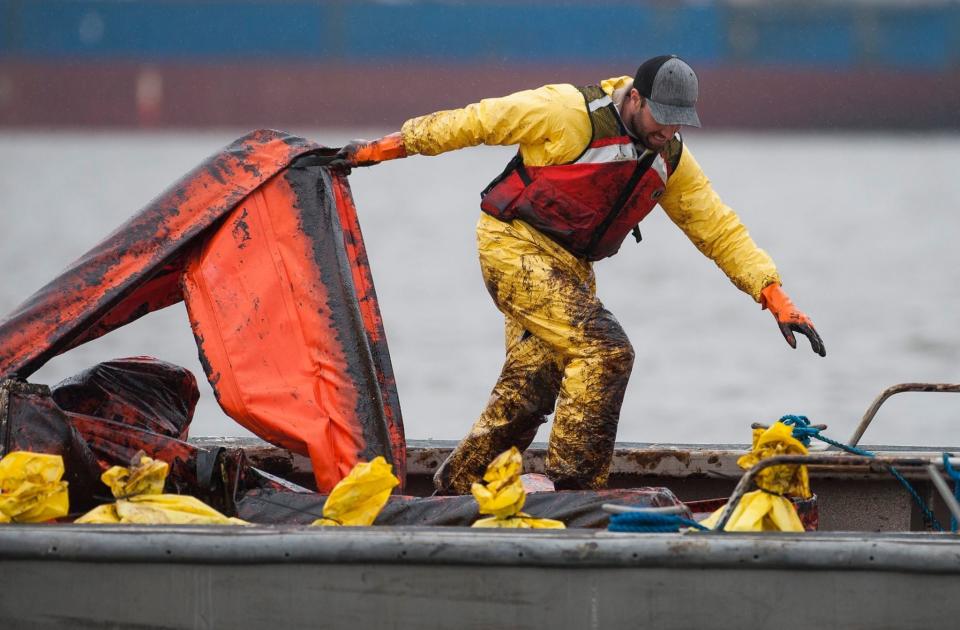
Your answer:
(624, 449), (694, 471)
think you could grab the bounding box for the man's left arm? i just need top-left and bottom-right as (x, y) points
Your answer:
(658, 145), (825, 357)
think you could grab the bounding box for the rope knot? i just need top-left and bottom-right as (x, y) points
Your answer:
(779, 414), (817, 446)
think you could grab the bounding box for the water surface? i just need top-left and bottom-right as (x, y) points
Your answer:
(1, 129), (958, 447)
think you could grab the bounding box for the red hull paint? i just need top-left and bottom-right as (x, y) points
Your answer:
(1, 61), (958, 130)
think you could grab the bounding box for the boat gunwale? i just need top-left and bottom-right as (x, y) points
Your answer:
(2, 524), (960, 575)
(191, 436), (960, 481)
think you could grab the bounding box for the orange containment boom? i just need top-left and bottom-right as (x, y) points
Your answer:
(0, 129), (405, 491)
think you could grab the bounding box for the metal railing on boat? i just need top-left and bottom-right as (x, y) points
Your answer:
(714, 453), (960, 531)
(846, 382), (960, 447)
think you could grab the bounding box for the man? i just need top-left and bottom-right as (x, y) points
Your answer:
(332, 55), (826, 495)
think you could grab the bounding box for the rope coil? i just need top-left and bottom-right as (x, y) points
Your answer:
(608, 511), (708, 533)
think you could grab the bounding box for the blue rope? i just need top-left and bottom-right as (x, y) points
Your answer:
(779, 414), (819, 448)
(942, 453), (960, 532)
(608, 511), (709, 533)
(780, 414), (944, 532)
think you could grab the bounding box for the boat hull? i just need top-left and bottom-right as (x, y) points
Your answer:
(1, 525), (958, 629)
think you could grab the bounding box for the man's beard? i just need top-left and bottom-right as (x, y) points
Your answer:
(640, 132), (669, 151)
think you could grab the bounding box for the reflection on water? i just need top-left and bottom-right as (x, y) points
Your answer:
(1, 129), (958, 447)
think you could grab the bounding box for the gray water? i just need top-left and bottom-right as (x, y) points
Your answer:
(1, 129), (958, 447)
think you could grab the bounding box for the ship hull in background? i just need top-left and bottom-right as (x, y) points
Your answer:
(1, 61), (958, 130)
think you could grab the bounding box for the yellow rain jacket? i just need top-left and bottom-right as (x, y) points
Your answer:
(401, 77), (779, 301)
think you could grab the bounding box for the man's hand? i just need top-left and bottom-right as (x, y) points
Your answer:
(760, 284), (826, 357)
(328, 132), (407, 170)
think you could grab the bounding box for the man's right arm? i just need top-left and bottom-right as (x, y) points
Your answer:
(400, 84), (583, 158)
(332, 83), (587, 168)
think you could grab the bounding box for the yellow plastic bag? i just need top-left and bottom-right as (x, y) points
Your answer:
(75, 451), (247, 525)
(472, 515), (566, 529)
(311, 456), (399, 526)
(736, 421), (811, 500)
(470, 447), (565, 529)
(0, 451), (69, 523)
(77, 494), (248, 525)
(699, 489), (805, 532)
(699, 422), (810, 532)
(101, 454), (167, 498)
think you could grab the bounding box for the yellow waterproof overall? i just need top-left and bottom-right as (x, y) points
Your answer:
(434, 214), (634, 491)
(400, 78), (780, 494)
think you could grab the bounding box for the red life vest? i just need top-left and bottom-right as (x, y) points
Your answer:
(480, 84), (683, 261)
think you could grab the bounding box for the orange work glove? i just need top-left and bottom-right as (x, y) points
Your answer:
(329, 132), (407, 170)
(760, 284), (826, 357)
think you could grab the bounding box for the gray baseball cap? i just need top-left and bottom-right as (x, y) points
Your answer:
(634, 55), (701, 128)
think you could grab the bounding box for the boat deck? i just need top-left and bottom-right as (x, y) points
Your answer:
(194, 437), (960, 533)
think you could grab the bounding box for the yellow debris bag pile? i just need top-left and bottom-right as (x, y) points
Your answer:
(471, 447), (565, 529)
(700, 422), (811, 532)
(311, 456), (399, 526)
(75, 451), (247, 525)
(0, 451), (69, 523)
